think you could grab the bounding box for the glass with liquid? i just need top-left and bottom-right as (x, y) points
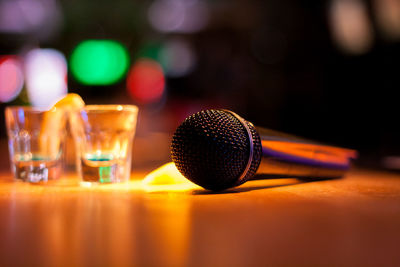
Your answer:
(71, 105), (138, 183)
(5, 107), (66, 183)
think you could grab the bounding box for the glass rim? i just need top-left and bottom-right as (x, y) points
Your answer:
(6, 104), (139, 113)
(5, 106), (51, 113)
(82, 105), (138, 113)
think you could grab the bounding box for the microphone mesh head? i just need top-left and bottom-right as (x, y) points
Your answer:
(171, 109), (262, 191)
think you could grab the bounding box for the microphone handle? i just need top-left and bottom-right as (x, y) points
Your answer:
(252, 126), (358, 179)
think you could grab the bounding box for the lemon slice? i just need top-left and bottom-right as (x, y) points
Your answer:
(52, 93), (85, 110)
(40, 93), (85, 159)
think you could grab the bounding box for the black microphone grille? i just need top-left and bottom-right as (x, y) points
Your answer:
(171, 109), (262, 191)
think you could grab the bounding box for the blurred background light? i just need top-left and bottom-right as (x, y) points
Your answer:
(0, 56), (24, 103)
(136, 42), (166, 67)
(70, 40), (129, 86)
(374, 0), (400, 40)
(25, 48), (67, 108)
(127, 59), (165, 104)
(0, 0), (399, 168)
(148, 0), (209, 33)
(329, 0), (373, 54)
(135, 39), (196, 78)
(0, 0), (62, 41)
(161, 38), (196, 77)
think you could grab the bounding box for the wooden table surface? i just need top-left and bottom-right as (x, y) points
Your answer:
(1, 167), (400, 267)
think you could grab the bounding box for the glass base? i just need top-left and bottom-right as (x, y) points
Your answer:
(81, 154), (119, 183)
(12, 158), (62, 183)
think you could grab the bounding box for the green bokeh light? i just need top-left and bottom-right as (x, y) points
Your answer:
(70, 40), (129, 85)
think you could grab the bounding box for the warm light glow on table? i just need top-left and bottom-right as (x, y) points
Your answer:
(1, 169), (400, 266)
(142, 162), (200, 192)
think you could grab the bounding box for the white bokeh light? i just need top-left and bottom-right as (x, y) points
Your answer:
(161, 38), (197, 77)
(0, 0), (62, 41)
(329, 0), (373, 54)
(148, 0), (209, 33)
(25, 48), (67, 108)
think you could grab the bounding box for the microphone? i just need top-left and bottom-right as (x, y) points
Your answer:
(171, 109), (357, 191)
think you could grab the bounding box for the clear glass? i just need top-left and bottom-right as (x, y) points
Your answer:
(5, 106), (66, 183)
(71, 105), (138, 183)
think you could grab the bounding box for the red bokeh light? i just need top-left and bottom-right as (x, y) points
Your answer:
(127, 59), (165, 104)
(0, 56), (24, 103)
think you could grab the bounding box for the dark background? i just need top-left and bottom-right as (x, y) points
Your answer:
(1, 0), (400, 168)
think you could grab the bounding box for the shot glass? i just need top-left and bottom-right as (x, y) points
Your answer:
(5, 107), (66, 182)
(72, 105), (138, 183)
